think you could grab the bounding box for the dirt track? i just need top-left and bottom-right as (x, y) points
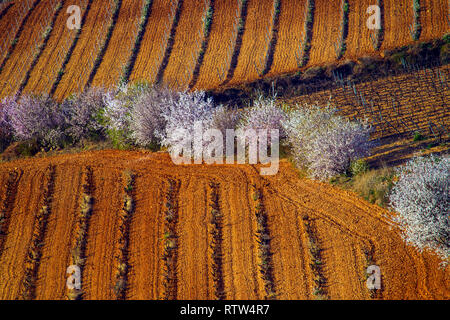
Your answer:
(0, 150), (447, 300)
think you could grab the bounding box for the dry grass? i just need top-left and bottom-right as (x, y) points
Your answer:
(330, 165), (395, 208)
(350, 166), (395, 207)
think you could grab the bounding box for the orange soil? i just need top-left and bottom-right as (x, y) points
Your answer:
(281, 64), (449, 167)
(344, 0), (378, 60)
(0, 169), (7, 211)
(0, 169), (42, 300)
(342, 0), (448, 59)
(91, 0), (142, 88)
(194, 0), (240, 90)
(215, 168), (262, 299)
(420, 0), (449, 41)
(308, 0), (342, 65)
(0, 0), (447, 99)
(82, 168), (123, 299)
(22, 1), (79, 96)
(262, 186), (311, 299)
(228, 0), (274, 86)
(0, 0), (55, 97)
(129, 0), (173, 84)
(0, 2), (23, 63)
(34, 165), (82, 299)
(176, 175), (213, 299)
(0, 170), (6, 203)
(267, 165), (449, 299)
(0, 150), (448, 299)
(314, 220), (368, 299)
(127, 173), (165, 299)
(267, 0), (307, 78)
(283, 64), (449, 141)
(161, 0), (207, 89)
(381, 0), (415, 50)
(52, 0), (111, 100)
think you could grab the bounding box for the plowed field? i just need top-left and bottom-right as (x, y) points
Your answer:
(51, 0), (111, 100)
(90, 0), (143, 88)
(0, 150), (448, 300)
(129, 0), (174, 85)
(282, 63), (449, 166)
(0, 0), (448, 99)
(21, 0), (76, 96)
(0, 0), (54, 97)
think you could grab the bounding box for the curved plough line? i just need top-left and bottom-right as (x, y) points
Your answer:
(120, 0), (154, 84)
(302, 215), (329, 300)
(19, 165), (56, 300)
(49, 0), (94, 97)
(208, 180), (225, 300)
(0, 0), (41, 76)
(17, 0), (65, 96)
(296, 0), (315, 68)
(161, 178), (180, 300)
(261, 0), (281, 76)
(113, 170), (135, 300)
(154, 0), (185, 85)
(362, 245), (383, 299)
(85, 0), (123, 89)
(0, 2), (13, 22)
(266, 176), (386, 298)
(259, 176), (377, 254)
(252, 184), (277, 300)
(293, 209), (311, 299)
(220, 0), (249, 86)
(258, 166), (393, 229)
(67, 166), (94, 300)
(0, 169), (22, 260)
(188, 0), (215, 89)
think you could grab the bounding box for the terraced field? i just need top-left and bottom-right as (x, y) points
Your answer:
(358, 67), (448, 139)
(0, 0), (448, 301)
(0, 150), (448, 300)
(0, 0), (448, 99)
(279, 63), (450, 166)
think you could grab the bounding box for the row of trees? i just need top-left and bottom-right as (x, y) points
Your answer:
(0, 85), (447, 264)
(0, 84), (373, 179)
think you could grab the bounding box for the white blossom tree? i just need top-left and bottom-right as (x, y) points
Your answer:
(282, 104), (374, 180)
(389, 155), (449, 265)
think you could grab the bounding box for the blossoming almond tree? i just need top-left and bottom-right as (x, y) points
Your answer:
(8, 94), (66, 149)
(159, 90), (216, 160)
(283, 104), (373, 180)
(237, 96), (287, 143)
(0, 95), (15, 151)
(62, 87), (110, 143)
(389, 155), (449, 265)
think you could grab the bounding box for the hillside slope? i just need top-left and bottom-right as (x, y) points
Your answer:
(0, 0), (448, 99)
(0, 150), (448, 299)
